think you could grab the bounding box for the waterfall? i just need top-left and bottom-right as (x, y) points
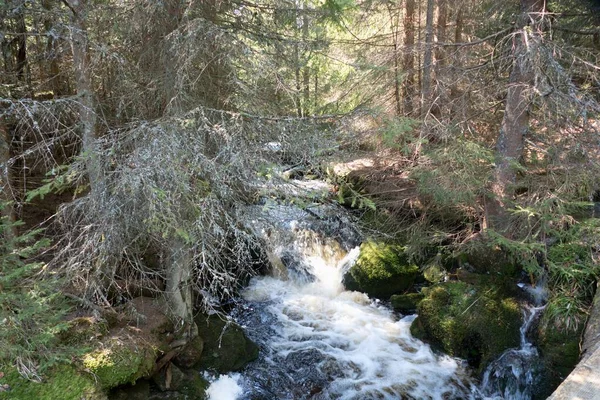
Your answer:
(207, 202), (481, 399)
(479, 279), (548, 400)
(204, 197), (548, 399)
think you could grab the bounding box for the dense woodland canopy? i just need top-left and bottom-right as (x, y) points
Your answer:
(1, 0), (600, 396)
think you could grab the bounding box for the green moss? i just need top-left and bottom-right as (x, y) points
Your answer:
(534, 324), (582, 399)
(0, 364), (106, 400)
(59, 317), (108, 345)
(390, 293), (424, 313)
(179, 371), (209, 399)
(82, 338), (156, 390)
(411, 281), (521, 372)
(460, 243), (519, 277)
(196, 315), (259, 373)
(343, 241), (419, 299)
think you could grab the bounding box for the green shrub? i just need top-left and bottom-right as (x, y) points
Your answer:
(0, 201), (73, 381)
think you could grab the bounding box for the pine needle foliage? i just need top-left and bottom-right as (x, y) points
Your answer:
(0, 202), (73, 382)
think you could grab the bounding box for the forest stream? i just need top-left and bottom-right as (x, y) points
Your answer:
(201, 199), (543, 400)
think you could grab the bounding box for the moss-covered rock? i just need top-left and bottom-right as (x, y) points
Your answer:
(178, 371), (209, 399)
(343, 241), (419, 299)
(0, 364), (107, 400)
(196, 314), (259, 373)
(534, 323), (582, 399)
(411, 281), (521, 371)
(82, 335), (158, 390)
(390, 293), (424, 313)
(458, 238), (519, 277)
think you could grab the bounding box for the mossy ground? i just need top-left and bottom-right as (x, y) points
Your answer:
(0, 364), (106, 400)
(82, 336), (157, 390)
(343, 241), (419, 299)
(411, 281), (522, 372)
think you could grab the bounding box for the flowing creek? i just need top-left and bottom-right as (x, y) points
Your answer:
(203, 198), (545, 400)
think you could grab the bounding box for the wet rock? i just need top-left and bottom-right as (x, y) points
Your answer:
(390, 293), (424, 313)
(195, 314), (259, 373)
(152, 364), (185, 392)
(342, 241), (419, 299)
(173, 336), (204, 369)
(411, 281), (521, 372)
(108, 380), (150, 400)
(178, 370), (209, 399)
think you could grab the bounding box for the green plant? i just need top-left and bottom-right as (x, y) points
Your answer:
(379, 117), (421, 155)
(0, 201), (72, 381)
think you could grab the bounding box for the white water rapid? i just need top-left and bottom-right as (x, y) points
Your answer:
(213, 206), (481, 399)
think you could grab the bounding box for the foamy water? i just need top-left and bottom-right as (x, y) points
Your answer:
(206, 374), (243, 400)
(232, 247), (476, 399)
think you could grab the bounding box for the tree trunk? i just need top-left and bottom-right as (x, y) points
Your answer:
(15, 7), (27, 83)
(449, 5), (464, 122)
(43, 0), (63, 97)
(388, 3), (402, 116)
(487, 0), (547, 230)
(435, 0), (447, 69)
(421, 0), (435, 117)
(0, 117), (16, 242)
(166, 238), (198, 342)
(302, 5), (310, 115)
(66, 0), (100, 192)
(403, 0), (415, 116)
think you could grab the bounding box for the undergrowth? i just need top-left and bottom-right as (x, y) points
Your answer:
(0, 202), (73, 382)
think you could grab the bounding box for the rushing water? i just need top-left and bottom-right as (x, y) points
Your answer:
(203, 203), (480, 399)
(229, 251), (478, 399)
(204, 199), (545, 400)
(479, 280), (547, 400)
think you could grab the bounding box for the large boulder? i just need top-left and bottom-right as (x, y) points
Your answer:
(343, 241), (419, 299)
(195, 314), (259, 373)
(411, 281), (522, 371)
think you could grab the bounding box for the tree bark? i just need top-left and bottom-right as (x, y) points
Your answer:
(388, 3), (402, 116)
(43, 0), (64, 97)
(302, 4), (310, 115)
(487, 0), (547, 230)
(15, 6), (27, 83)
(421, 0), (435, 117)
(166, 238), (198, 341)
(431, 0), (447, 118)
(435, 0), (447, 69)
(403, 0), (415, 116)
(0, 117), (16, 242)
(449, 5), (464, 122)
(65, 0), (100, 192)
